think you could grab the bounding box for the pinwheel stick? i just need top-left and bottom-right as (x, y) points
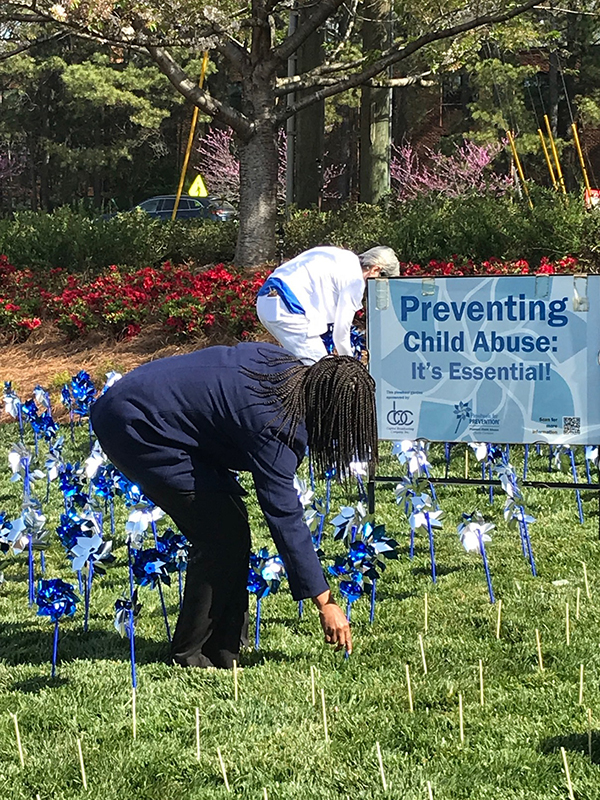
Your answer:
(588, 708), (593, 759)
(132, 687), (137, 740)
(77, 737), (88, 790)
(405, 663), (414, 712)
(10, 712), (25, 768)
(561, 746), (575, 800)
(376, 741), (387, 791)
(425, 513), (437, 584)
(310, 665), (316, 706)
(233, 659), (239, 702)
(128, 610), (137, 690)
(369, 580), (376, 624)
(217, 748), (231, 792)
(458, 693), (465, 744)
(419, 634), (427, 675)
(51, 620), (60, 678)
(579, 664), (584, 705)
(583, 562), (591, 599)
(427, 780), (434, 800)
(255, 597), (262, 650)
(28, 536), (34, 607)
(478, 533), (495, 604)
(566, 602), (570, 646)
(83, 561), (94, 633)
(321, 688), (329, 743)
(536, 629), (544, 671)
(424, 592), (429, 634)
(156, 581), (171, 643)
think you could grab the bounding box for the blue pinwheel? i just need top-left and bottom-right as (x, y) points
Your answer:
(114, 590), (141, 689)
(458, 511), (495, 603)
(35, 578), (79, 677)
(58, 462), (88, 510)
(69, 518), (114, 632)
(247, 548), (286, 649)
(3, 381), (23, 441)
(156, 528), (189, 609)
(133, 547), (172, 641)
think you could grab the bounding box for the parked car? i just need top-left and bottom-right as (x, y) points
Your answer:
(135, 194), (237, 222)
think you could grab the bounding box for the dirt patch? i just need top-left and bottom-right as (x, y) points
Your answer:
(0, 323), (275, 411)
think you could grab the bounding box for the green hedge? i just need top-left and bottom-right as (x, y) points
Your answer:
(283, 189), (600, 269)
(0, 207), (238, 273)
(1, 190), (600, 272)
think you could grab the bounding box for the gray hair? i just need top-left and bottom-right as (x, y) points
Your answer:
(358, 246), (400, 278)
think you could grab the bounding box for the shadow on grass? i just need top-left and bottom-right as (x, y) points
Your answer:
(12, 674), (69, 693)
(410, 564), (461, 579)
(541, 731), (600, 764)
(0, 622), (168, 667)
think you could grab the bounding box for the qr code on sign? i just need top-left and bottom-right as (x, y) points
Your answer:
(563, 416), (581, 435)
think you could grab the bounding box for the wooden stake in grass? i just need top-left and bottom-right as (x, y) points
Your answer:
(132, 686), (137, 740)
(195, 707), (201, 762)
(576, 587), (581, 620)
(579, 664), (584, 705)
(419, 634), (428, 675)
(561, 746), (575, 800)
(495, 598), (502, 639)
(424, 592), (428, 634)
(588, 708), (593, 759)
(9, 712), (24, 768)
(479, 659), (484, 707)
(310, 665), (316, 706)
(320, 688), (329, 744)
(405, 663), (414, 712)
(77, 737), (88, 791)
(583, 561), (591, 600)
(535, 629), (544, 671)
(427, 780), (434, 799)
(458, 693), (465, 744)
(376, 741), (387, 791)
(263, 789), (269, 800)
(217, 747), (231, 793)
(464, 447), (469, 478)
(566, 602), (570, 646)
(233, 659), (239, 701)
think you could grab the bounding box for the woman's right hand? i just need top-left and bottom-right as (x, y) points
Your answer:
(312, 590), (352, 654)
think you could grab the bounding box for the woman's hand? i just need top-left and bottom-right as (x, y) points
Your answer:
(312, 590), (352, 654)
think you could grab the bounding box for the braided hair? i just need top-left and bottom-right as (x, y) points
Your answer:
(243, 351), (378, 479)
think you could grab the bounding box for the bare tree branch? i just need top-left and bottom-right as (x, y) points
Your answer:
(145, 44), (253, 138)
(275, 69), (435, 95)
(273, 0), (346, 66)
(0, 30), (68, 61)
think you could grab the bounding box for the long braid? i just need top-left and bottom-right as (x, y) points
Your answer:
(243, 350), (378, 479)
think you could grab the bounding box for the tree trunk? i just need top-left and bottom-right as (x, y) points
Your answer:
(235, 119), (279, 267)
(295, 6), (324, 208)
(360, 0), (392, 203)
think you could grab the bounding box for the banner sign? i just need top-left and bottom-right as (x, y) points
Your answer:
(367, 275), (600, 444)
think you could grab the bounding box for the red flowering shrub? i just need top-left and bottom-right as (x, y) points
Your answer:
(0, 254), (583, 343)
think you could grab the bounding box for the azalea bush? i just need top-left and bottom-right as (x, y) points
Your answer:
(0, 254), (581, 345)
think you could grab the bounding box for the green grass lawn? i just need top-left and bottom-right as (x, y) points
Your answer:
(1, 427), (600, 799)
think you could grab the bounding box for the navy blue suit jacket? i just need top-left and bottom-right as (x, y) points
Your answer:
(90, 342), (328, 600)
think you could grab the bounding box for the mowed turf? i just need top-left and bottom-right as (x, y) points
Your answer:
(1, 427), (600, 799)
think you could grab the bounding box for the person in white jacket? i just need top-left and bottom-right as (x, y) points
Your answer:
(256, 245), (400, 363)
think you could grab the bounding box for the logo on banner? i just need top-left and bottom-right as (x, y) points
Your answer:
(386, 402), (414, 427)
(453, 400), (472, 433)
